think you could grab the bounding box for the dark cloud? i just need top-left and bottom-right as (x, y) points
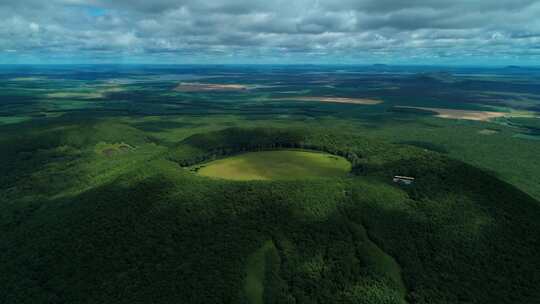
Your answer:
(0, 0), (538, 64)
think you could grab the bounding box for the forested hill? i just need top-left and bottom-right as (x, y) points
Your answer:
(1, 127), (539, 303)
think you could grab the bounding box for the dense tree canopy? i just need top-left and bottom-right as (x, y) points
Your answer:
(2, 127), (539, 303)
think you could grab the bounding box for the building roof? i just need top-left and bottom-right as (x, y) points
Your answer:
(394, 175), (415, 180)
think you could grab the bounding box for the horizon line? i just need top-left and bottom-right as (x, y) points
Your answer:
(0, 63), (539, 68)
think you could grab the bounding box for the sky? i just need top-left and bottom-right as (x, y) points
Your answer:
(0, 0), (539, 65)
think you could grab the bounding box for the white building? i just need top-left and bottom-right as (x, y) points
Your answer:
(393, 175), (415, 185)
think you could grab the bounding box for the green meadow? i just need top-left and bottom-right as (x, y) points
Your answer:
(244, 241), (277, 304)
(194, 150), (351, 180)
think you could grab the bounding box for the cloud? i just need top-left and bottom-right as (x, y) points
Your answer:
(0, 0), (539, 64)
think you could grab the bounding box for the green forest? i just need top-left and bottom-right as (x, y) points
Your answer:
(2, 124), (539, 303)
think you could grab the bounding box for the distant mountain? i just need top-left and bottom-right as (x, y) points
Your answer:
(414, 71), (455, 83)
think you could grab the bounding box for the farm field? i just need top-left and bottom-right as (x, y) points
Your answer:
(282, 96), (383, 105)
(194, 150), (351, 180)
(393, 106), (508, 121)
(175, 82), (249, 92)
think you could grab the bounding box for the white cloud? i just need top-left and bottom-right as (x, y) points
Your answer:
(0, 0), (538, 63)
(29, 22), (40, 32)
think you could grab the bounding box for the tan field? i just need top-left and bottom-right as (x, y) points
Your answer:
(287, 96), (383, 105)
(10, 77), (44, 81)
(395, 106), (507, 121)
(46, 92), (105, 99)
(478, 129), (500, 135)
(46, 86), (125, 99)
(175, 82), (248, 92)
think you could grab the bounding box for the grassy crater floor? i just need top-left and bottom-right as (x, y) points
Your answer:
(192, 150), (351, 180)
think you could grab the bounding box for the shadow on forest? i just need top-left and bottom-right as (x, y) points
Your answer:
(131, 120), (203, 132)
(1, 170), (410, 303)
(354, 155), (540, 303)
